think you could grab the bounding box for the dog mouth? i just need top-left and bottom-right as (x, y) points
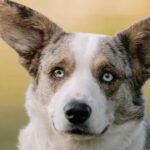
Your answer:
(66, 128), (91, 136)
(52, 119), (110, 137)
(65, 125), (110, 136)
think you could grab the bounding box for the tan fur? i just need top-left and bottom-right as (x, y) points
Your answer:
(118, 16), (150, 84)
(0, 0), (63, 75)
(40, 40), (75, 92)
(0, 1), (150, 150)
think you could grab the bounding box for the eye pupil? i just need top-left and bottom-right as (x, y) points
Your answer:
(51, 68), (65, 79)
(55, 70), (62, 75)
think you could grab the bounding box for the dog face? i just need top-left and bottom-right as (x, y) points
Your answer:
(0, 1), (150, 140)
(38, 33), (144, 138)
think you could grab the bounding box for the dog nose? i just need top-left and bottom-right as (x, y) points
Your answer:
(64, 102), (92, 125)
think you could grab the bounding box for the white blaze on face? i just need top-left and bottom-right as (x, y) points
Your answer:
(71, 33), (107, 67)
(49, 33), (110, 135)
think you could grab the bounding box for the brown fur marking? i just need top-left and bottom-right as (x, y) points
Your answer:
(0, 0), (64, 76)
(39, 34), (75, 92)
(118, 16), (150, 85)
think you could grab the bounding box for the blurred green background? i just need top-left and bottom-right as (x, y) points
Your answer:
(0, 0), (150, 149)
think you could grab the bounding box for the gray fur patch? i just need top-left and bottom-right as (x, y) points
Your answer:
(144, 121), (150, 150)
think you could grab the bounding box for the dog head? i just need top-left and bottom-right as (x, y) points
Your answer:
(0, 0), (150, 140)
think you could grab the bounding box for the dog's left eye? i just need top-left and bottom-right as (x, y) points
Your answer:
(101, 72), (115, 83)
(51, 67), (65, 80)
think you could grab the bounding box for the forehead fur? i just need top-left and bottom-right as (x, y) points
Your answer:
(70, 33), (108, 66)
(40, 33), (74, 72)
(70, 33), (132, 76)
(40, 32), (132, 77)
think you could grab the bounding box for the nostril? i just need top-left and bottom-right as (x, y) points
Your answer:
(66, 110), (75, 119)
(64, 102), (92, 125)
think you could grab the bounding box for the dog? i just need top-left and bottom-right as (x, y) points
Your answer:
(0, 0), (150, 150)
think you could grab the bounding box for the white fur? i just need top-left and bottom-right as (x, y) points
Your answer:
(71, 33), (107, 66)
(19, 116), (146, 150)
(18, 33), (146, 150)
(49, 33), (110, 135)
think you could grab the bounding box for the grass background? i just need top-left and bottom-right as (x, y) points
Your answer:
(0, 0), (150, 150)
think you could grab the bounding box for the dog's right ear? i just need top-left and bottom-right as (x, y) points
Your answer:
(0, 0), (64, 76)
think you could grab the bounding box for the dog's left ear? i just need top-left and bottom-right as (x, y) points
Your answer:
(117, 16), (150, 84)
(0, 0), (63, 76)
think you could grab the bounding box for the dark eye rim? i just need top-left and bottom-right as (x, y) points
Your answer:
(50, 67), (65, 80)
(100, 71), (117, 84)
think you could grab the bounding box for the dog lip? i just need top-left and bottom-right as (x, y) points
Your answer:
(101, 124), (110, 135)
(67, 128), (91, 136)
(65, 124), (110, 136)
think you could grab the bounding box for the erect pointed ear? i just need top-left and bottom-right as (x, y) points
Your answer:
(117, 16), (150, 84)
(0, 0), (64, 76)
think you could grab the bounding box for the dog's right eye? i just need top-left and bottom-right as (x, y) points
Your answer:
(50, 67), (65, 80)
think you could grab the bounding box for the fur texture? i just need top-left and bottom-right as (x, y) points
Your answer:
(0, 1), (150, 150)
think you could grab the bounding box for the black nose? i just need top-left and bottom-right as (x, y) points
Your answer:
(64, 102), (92, 125)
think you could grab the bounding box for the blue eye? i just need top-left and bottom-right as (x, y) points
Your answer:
(101, 72), (115, 83)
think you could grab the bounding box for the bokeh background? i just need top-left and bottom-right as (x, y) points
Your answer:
(0, 0), (150, 149)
